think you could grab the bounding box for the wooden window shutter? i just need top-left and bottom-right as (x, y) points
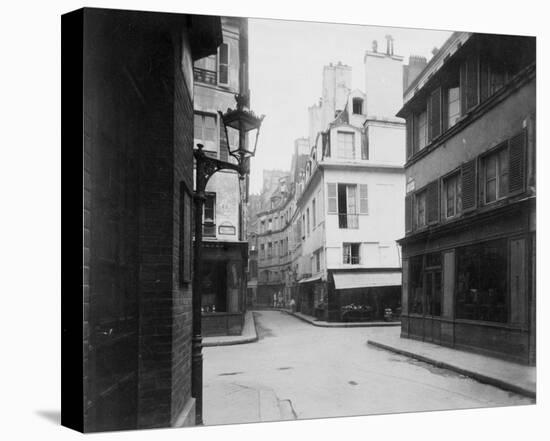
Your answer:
(509, 129), (527, 194)
(406, 115), (414, 159)
(428, 88), (442, 142)
(461, 159), (477, 212)
(441, 89), (449, 132)
(426, 180), (439, 224)
(460, 56), (479, 114)
(479, 55), (490, 102)
(405, 194), (413, 232)
(361, 130), (369, 160)
(327, 183), (337, 213)
(359, 184), (368, 214)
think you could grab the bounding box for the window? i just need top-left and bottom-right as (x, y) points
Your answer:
(337, 184), (358, 229)
(312, 199), (316, 227)
(267, 242), (272, 258)
(483, 147), (509, 204)
(218, 43), (229, 85)
(443, 173), (461, 218)
(337, 132), (355, 159)
(260, 243), (265, 259)
(415, 190), (426, 229)
(301, 214), (306, 240)
(408, 253), (442, 316)
(447, 86), (461, 128)
(343, 243), (361, 264)
(260, 220), (265, 233)
(313, 250), (321, 273)
(415, 109), (427, 151)
(361, 128), (369, 160)
(194, 113), (217, 155)
(268, 218), (273, 231)
(456, 239), (508, 323)
(203, 193), (216, 237)
(352, 98), (363, 115)
(306, 208), (310, 237)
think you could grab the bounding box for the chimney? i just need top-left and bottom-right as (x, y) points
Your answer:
(372, 40), (378, 53)
(403, 54), (428, 90)
(385, 34), (394, 56)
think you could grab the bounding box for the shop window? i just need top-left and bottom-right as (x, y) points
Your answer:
(408, 253), (441, 316)
(456, 239), (508, 323)
(343, 243), (360, 265)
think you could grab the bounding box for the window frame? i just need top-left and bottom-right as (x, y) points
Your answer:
(217, 42), (230, 86)
(482, 143), (509, 205)
(442, 170), (462, 220)
(337, 131), (355, 160)
(194, 112), (218, 155)
(343, 242), (361, 265)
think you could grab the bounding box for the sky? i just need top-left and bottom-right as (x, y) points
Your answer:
(247, 18), (453, 194)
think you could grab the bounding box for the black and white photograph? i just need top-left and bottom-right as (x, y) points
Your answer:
(1, 1), (548, 440)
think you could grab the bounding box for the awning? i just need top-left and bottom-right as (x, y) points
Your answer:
(298, 275), (323, 284)
(332, 271), (401, 290)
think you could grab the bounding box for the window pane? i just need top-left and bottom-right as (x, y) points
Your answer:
(219, 43), (228, 64)
(338, 132), (354, 159)
(498, 148), (509, 198)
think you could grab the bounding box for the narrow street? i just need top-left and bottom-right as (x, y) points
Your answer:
(203, 311), (533, 426)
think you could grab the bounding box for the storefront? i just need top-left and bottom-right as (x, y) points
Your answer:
(200, 241), (248, 336)
(326, 270), (402, 322)
(400, 201), (535, 365)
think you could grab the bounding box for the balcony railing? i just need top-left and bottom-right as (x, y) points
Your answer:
(338, 213), (359, 229)
(343, 255), (360, 265)
(194, 67), (217, 85)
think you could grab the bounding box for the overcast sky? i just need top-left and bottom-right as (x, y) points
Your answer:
(247, 18), (453, 194)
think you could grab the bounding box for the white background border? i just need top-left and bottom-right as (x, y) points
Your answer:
(0, 1), (546, 440)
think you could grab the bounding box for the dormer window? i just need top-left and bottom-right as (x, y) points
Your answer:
(352, 98), (363, 115)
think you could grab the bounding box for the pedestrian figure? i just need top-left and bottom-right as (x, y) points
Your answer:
(273, 292), (277, 308)
(290, 298), (296, 312)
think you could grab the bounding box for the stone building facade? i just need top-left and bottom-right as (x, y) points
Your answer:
(64, 8), (222, 432)
(397, 32), (536, 365)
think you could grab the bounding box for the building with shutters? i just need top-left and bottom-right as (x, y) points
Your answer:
(250, 40), (407, 321)
(193, 17), (251, 336)
(396, 32), (536, 365)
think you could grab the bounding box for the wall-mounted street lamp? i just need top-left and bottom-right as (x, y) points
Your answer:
(192, 93), (264, 425)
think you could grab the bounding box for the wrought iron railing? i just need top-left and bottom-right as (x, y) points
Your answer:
(194, 67), (217, 85)
(338, 213), (359, 229)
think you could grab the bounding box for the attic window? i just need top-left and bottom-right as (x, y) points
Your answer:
(352, 98), (363, 115)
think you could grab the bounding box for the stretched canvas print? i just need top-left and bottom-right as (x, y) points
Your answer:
(61, 6), (536, 433)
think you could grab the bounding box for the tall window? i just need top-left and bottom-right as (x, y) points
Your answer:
(194, 113), (217, 155)
(444, 173), (461, 218)
(415, 110), (427, 151)
(337, 132), (355, 159)
(260, 243), (265, 259)
(306, 208), (310, 237)
(203, 193), (216, 237)
(312, 199), (316, 227)
(415, 190), (426, 228)
(267, 242), (272, 258)
(337, 184), (358, 229)
(484, 147), (509, 203)
(343, 243), (361, 264)
(447, 87), (461, 128)
(408, 254), (442, 316)
(218, 43), (229, 85)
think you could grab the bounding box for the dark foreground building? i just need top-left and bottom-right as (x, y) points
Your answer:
(63, 8), (222, 432)
(397, 32), (536, 365)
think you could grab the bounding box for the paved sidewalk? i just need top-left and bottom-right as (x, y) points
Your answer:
(279, 308), (401, 328)
(368, 331), (536, 398)
(202, 311), (258, 347)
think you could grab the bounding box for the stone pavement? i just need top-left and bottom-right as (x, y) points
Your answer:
(203, 380), (296, 426)
(368, 331), (536, 398)
(202, 311), (258, 347)
(279, 308), (401, 328)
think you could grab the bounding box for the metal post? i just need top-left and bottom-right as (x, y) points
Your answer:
(192, 157), (206, 426)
